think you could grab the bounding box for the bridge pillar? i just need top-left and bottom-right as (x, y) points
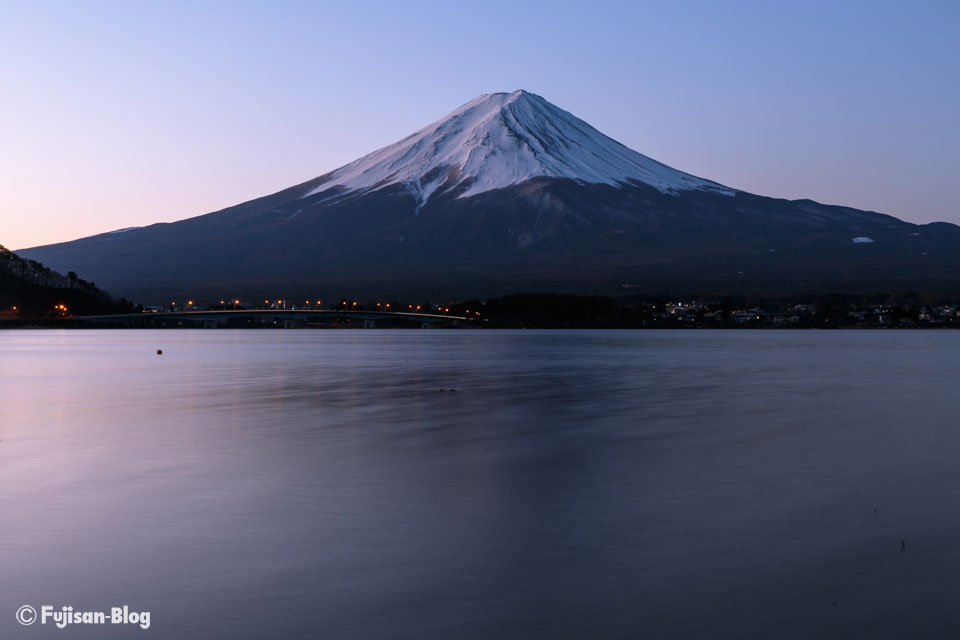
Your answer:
(421, 322), (432, 329)
(283, 319), (296, 329)
(363, 319), (376, 329)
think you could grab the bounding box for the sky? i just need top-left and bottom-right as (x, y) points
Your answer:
(1, 0), (958, 250)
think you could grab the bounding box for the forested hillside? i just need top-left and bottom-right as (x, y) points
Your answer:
(0, 244), (136, 320)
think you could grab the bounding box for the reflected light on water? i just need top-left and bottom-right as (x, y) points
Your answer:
(2, 329), (960, 639)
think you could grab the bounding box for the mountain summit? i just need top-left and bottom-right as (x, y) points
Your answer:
(304, 90), (731, 208)
(19, 91), (960, 302)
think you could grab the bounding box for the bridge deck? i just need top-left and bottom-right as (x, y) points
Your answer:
(75, 309), (466, 323)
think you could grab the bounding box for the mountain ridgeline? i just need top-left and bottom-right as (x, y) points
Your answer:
(18, 90), (960, 303)
(0, 245), (135, 319)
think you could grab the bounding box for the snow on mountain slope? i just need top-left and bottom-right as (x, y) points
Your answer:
(304, 90), (733, 207)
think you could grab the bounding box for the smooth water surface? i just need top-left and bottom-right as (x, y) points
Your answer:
(2, 330), (960, 638)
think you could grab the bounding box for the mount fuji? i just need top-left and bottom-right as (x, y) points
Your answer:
(19, 90), (960, 302)
(301, 90), (733, 207)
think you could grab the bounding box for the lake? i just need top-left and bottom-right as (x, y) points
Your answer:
(2, 329), (960, 638)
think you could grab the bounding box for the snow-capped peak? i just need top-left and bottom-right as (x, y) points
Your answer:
(303, 90), (732, 205)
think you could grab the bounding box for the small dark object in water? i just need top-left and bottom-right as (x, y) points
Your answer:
(900, 539), (906, 551)
(157, 349), (163, 355)
(833, 601), (837, 607)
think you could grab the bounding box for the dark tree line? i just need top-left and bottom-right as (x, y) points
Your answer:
(1, 245), (136, 319)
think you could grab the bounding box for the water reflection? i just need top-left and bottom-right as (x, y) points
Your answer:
(2, 330), (960, 638)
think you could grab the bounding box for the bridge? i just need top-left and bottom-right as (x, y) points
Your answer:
(73, 309), (467, 329)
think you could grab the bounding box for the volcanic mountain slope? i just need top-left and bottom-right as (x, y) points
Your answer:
(299, 91), (734, 206)
(19, 90), (960, 303)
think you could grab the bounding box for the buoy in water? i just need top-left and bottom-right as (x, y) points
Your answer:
(157, 349), (163, 355)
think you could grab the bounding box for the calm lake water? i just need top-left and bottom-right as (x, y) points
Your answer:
(2, 329), (960, 638)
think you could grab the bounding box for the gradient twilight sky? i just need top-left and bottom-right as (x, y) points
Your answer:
(2, 0), (958, 250)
